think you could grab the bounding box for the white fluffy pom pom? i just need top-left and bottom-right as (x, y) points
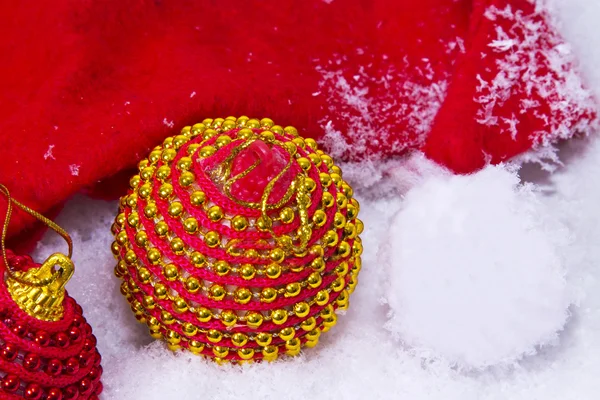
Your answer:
(382, 163), (572, 369)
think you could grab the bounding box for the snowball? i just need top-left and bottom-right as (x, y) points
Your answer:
(382, 163), (573, 369)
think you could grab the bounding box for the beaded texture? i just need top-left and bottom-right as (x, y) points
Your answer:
(0, 250), (103, 399)
(112, 116), (363, 363)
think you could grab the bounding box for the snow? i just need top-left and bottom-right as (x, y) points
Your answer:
(382, 162), (572, 369)
(26, 0), (600, 398)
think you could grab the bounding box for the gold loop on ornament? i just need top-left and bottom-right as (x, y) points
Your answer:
(0, 184), (74, 321)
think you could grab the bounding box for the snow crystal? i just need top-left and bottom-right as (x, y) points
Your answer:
(44, 144), (55, 160)
(382, 163), (572, 369)
(163, 118), (175, 128)
(69, 164), (80, 176)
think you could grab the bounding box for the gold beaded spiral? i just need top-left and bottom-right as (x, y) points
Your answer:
(111, 116), (363, 363)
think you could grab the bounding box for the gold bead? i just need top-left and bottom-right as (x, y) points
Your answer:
(245, 248), (259, 259)
(284, 141), (297, 156)
(307, 271), (322, 288)
(237, 128), (254, 139)
(353, 239), (363, 256)
(140, 166), (155, 181)
(166, 330), (181, 345)
(284, 126), (298, 136)
(343, 223), (357, 239)
(321, 304), (334, 318)
(292, 137), (305, 149)
(163, 264), (179, 281)
(158, 183), (174, 199)
(111, 241), (121, 256)
(315, 290), (329, 306)
(271, 125), (284, 135)
(202, 118), (214, 126)
(334, 212), (346, 229)
(147, 316), (160, 329)
(170, 237), (186, 254)
(255, 332), (272, 347)
(137, 267), (151, 284)
(232, 332), (248, 347)
(336, 290), (349, 309)
(160, 310), (175, 325)
(234, 287), (252, 304)
(155, 221), (169, 237)
(126, 193), (138, 208)
(190, 191), (206, 206)
(124, 250), (137, 265)
(307, 153), (322, 168)
(240, 264), (256, 280)
(279, 207), (294, 224)
(156, 165), (171, 181)
(265, 264), (281, 279)
(294, 302), (310, 318)
(222, 120), (236, 131)
(247, 118), (260, 128)
(312, 210), (327, 227)
(182, 322), (198, 337)
(183, 217), (198, 234)
(285, 282), (301, 297)
(190, 251), (206, 267)
(304, 138), (318, 150)
(271, 309), (288, 325)
(127, 212), (139, 228)
(215, 135), (232, 148)
(129, 175), (141, 189)
(115, 230), (128, 245)
(246, 312), (263, 328)
(138, 183), (152, 199)
(269, 248), (285, 263)
(324, 230), (339, 247)
(346, 204), (358, 220)
(286, 339), (301, 356)
(161, 148), (177, 163)
(323, 313), (338, 329)
(260, 287), (277, 303)
(148, 150), (161, 164)
(332, 276), (345, 292)
(335, 261), (349, 277)
(356, 218), (364, 234)
(115, 261), (128, 277)
(337, 192), (348, 209)
(341, 184), (353, 199)
(175, 156), (192, 172)
(231, 215), (248, 231)
(212, 118), (225, 128)
(262, 345), (278, 361)
(206, 329), (222, 343)
(278, 327), (295, 341)
(185, 276), (200, 293)
(214, 260), (230, 276)
(179, 171), (195, 187)
(147, 248), (161, 264)
(209, 284), (226, 300)
(173, 297), (188, 313)
(238, 348), (254, 360)
(196, 307), (212, 322)
(320, 154), (333, 169)
(221, 310), (237, 327)
(143, 202), (157, 219)
(199, 145), (216, 158)
(168, 202), (183, 217)
(134, 231), (148, 248)
(260, 117), (274, 128)
(204, 231), (220, 248)
(322, 192), (335, 208)
(297, 157), (311, 172)
(154, 283), (168, 299)
(188, 340), (205, 354)
(301, 317), (316, 331)
(319, 173), (332, 187)
(260, 131), (275, 142)
(310, 257), (325, 272)
(336, 241), (351, 258)
(207, 205), (223, 222)
(255, 216), (270, 231)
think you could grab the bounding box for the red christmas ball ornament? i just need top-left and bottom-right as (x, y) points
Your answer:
(0, 185), (103, 399)
(112, 116), (364, 362)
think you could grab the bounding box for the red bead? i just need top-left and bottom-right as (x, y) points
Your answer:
(35, 330), (50, 346)
(23, 353), (41, 371)
(83, 335), (97, 352)
(55, 332), (70, 348)
(65, 357), (80, 375)
(94, 381), (103, 395)
(46, 358), (63, 376)
(79, 378), (93, 396)
(24, 383), (42, 400)
(69, 326), (81, 342)
(72, 315), (83, 327)
(47, 387), (64, 400)
(1, 343), (17, 361)
(79, 352), (93, 368)
(74, 303), (83, 314)
(63, 385), (79, 400)
(13, 323), (28, 337)
(87, 366), (102, 383)
(1, 374), (20, 393)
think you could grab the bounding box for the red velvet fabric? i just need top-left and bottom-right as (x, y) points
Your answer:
(0, 0), (596, 238)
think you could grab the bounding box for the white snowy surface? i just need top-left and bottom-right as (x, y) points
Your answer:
(30, 1), (600, 398)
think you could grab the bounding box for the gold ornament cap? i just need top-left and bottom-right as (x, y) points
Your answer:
(0, 184), (74, 321)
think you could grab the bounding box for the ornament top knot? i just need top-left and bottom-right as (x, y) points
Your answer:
(112, 116), (364, 362)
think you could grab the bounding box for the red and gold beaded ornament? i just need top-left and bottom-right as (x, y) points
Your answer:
(112, 116), (363, 362)
(0, 185), (103, 399)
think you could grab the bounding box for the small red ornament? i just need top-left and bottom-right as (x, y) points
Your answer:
(112, 117), (363, 362)
(0, 185), (103, 399)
